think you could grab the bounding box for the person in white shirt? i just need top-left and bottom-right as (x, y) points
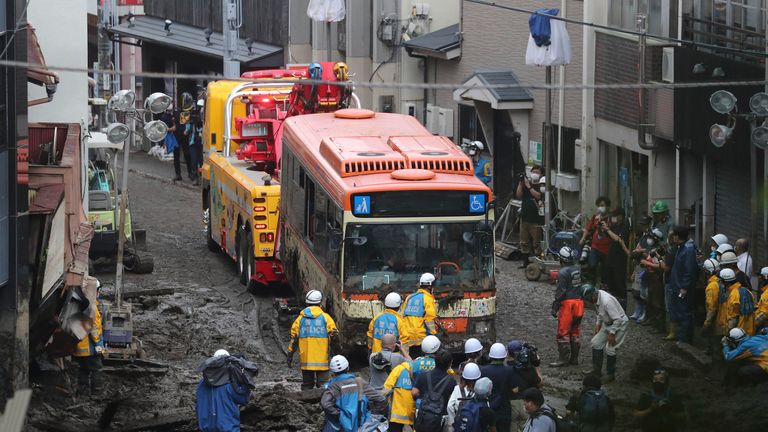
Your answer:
(735, 238), (757, 290)
(580, 284), (629, 383)
(446, 362), (481, 429)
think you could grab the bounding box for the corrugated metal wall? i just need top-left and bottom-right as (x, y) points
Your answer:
(715, 163), (751, 244)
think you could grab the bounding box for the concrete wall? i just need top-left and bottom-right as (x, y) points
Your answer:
(27, 0), (88, 124)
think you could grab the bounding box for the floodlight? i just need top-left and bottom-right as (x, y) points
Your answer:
(108, 89), (136, 112)
(749, 92), (768, 116)
(692, 63), (706, 74)
(709, 90), (737, 114)
(144, 120), (168, 143)
(106, 123), (130, 144)
(712, 67), (726, 78)
(709, 123), (732, 147)
(144, 92), (172, 114)
(752, 126), (768, 149)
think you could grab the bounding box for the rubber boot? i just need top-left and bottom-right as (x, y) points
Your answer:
(663, 322), (678, 341)
(636, 302), (646, 322)
(569, 341), (580, 365)
(518, 253), (530, 269)
(582, 349), (603, 376)
(629, 301), (643, 320)
(605, 355), (617, 382)
(549, 343), (571, 367)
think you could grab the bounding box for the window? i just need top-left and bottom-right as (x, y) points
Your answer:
(609, 0), (668, 36)
(304, 177), (315, 242)
(458, 105), (485, 146)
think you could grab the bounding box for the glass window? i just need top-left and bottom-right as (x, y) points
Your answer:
(304, 177), (315, 242)
(343, 222), (494, 291)
(609, 0), (668, 35)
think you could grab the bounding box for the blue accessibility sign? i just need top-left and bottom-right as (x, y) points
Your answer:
(469, 194), (486, 214)
(353, 195), (371, 215)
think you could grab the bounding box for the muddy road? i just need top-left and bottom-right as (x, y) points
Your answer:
(26, 154), (768, 431)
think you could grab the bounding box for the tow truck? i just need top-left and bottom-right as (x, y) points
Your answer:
(201, 62), (355, 288)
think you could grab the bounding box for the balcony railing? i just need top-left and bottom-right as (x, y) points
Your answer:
(682, 14), (766, 66)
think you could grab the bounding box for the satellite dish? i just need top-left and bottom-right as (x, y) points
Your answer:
(710, 90), (737, 114)
(752, 126), (768, 150)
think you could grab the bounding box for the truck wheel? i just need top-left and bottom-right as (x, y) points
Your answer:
(237, 227), (247, 285)
(525, 263), (542, 281)
(205, 208), (218, 252)
(130, 252), (154, 274)
(244, 231), (254, 290)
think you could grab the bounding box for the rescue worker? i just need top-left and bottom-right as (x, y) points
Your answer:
(196, 349), (258, 432)
(722, 327), (768, 385)
(469, 141), (492, 186)
(649, 200), (674, 246)
(411, 335), (442, 378)
(720, 250), (751, 291)
(580, 196), (613, 283)
(581, 284), (629, 382)
(321, 355), (386, 431)
(724, 267), (757, 335)
(287, 289), (340, 390)
(550, 246), (584, 367)
(459, 337), (484, 374)
(755, 267), (768, 333)
(367, 292), (405, 354)
(401, 273), (438, 358)
(516, 165), (544, 269)
(383, 356), (416, 431)
(718, 269), (742, 332)
(701, 258), (725, 357)
(481, 343), (522, 432)
(709, 233), (729, 260)
(716, 243), (734, 260)
(73, 294), (105, 397)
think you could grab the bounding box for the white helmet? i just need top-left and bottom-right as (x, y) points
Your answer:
(712, 233), (729, 246)
(461, 362), (482, 380)
(703, 258), (720, 275)
(305, 289), (323, 305)
(558, 246), (576, 263)
(419, 273), (436, 287)
(719, 268), (736, 282)
(213, 349), (230, 357)
(719, 251), (738, 265)
(760, 267), (768, 279)
(384, 292), (402, 309)
(329, 355), (350, 373)
(464, 338), (483, 355)
(488, 342), (508, 360)
(472, 141), (485, 151)
(473, 377), (493, 399)
(717, 243), (734, 256)
(727, 327), (748, 345)
(421, 335), (441, 354)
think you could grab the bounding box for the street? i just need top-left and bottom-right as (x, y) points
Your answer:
(26, 153), (768, 431)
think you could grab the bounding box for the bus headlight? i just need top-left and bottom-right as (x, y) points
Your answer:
(473, 320), (491, 335)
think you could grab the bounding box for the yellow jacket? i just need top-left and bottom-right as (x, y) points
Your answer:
(288, 306), (338, 371)
(726, 283), (756, 335)
(704, 275), (725, 334)
(367, 309), (405, 353)
(74, 302), (104, 357)
(756, 286), (768, 326)
(400, 289), (437, 347)
(383, 361), (415, 425)
(717, 282), (738, 332)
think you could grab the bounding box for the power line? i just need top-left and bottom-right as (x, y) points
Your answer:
(5, 57), (768, 92)
(0, 0), (31, 59)
(465, 0), (768, 59)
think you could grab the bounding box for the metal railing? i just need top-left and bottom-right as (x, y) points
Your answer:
(682, 14), (766, 66)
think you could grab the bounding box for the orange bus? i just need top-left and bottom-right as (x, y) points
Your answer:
(279, 109), (496, 351)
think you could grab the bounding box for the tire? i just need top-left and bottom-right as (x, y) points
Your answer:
(525, 263), (542, 281)
(130, 252), (154, 274)
(244, 230), (254, 290)
(237, 227), (248, 285)
(205, 205), (218, 252)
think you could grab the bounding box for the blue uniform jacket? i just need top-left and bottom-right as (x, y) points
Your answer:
(196, 379), (251, 432)
(668, 239), (699, 294)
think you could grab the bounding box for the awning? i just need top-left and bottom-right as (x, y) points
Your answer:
(404, 24), (461, 60)
(453, 71), (534, 110)
(110, 15), (283, 68)
(27, 24), (59, 106)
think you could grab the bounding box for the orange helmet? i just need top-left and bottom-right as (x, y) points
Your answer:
(333, 62), (349, 81)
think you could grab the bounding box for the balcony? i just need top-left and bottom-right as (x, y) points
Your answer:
(682, 14), (766, 66)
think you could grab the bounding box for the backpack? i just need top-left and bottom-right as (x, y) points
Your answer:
(579, 389), (611, 424)
(540, 405), (577, 432)
(414, 374), (452, 432)
(453, 399), (484, 432)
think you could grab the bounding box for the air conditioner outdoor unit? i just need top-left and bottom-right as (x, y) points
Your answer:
(661, 47), (674, 83)
(426, 104), (439, 134)
(438, 108), (454, 137)
(402, 102), (417, 118)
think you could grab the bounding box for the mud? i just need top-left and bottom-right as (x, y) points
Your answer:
(25, 153), (768, 431)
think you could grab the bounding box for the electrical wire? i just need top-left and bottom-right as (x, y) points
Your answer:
(0, 0), (31, 59)
(465, 0), (768, 59)
(4, 57), (768, 92)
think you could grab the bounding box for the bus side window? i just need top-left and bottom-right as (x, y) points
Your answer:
(304, 177), (315, 243)
(299, 167), (305, 189)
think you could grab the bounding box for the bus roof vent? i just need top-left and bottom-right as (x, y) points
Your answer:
(320, 137), (407, 177)
(387, 136), (473, 175)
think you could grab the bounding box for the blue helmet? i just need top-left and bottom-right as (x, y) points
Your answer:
(309, 63), (323, 80)
(507, 340), (523, 354)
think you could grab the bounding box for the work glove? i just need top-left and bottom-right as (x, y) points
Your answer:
(551, 301), (560, 319)
(286, 351), (294, 367)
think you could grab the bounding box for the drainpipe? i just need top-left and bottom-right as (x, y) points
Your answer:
(637, 13), (656, 151)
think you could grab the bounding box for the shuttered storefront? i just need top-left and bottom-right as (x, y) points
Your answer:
(714, 164), (751, 242)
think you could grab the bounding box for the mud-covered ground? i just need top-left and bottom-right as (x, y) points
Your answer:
(26, 153), (768, 431)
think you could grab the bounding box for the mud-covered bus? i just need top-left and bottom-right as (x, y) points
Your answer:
(279, 108), (496, 351)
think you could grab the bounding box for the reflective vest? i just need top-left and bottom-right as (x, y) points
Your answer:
(727, 283), (756, 335)
(383, 362), (415, 425)
(290, 306), (337, 371)
(400, 289), (437, 347)
(74, 302), (104, 357)
(367, 309), (404, 353)
(474, 157), (492, 185)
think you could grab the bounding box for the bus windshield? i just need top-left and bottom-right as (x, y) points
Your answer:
(343, 222), (493, 292)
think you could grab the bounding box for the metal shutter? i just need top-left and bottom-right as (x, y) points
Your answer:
(714, 164), (751, 242)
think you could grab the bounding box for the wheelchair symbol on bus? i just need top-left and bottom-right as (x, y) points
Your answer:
(469, 194), (485, 213)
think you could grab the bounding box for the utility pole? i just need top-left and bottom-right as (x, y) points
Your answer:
(222, 0), (242, 78)
(97, 0), (114, 100)
(543, 66), (552, 253)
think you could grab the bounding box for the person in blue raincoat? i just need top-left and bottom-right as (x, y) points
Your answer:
(466, 140), (492, 186)
(196, 349), (258, 432)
